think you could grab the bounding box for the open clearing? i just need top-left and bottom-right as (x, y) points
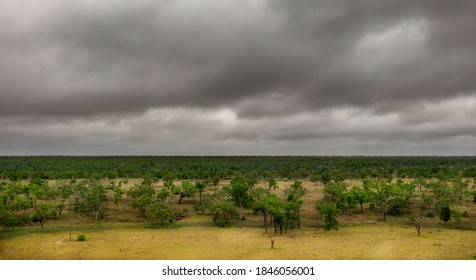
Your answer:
(1, 212), (475, 260)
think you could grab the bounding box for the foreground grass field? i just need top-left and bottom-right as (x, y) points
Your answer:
(1, 215), (475, 260)
(1, 179), (475, 259)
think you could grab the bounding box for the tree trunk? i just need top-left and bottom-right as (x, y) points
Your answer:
(94, 204), (103, 222)
(199, 192), (202, 206)
(360, 203), (363, 214)
(263, 212), (268, 233)
(69, 199), (72, 241)
(383, 206), (387, 222)
(178, 195), (183, 204)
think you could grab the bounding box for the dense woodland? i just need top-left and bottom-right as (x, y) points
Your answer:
(1, 156), (476, 181)
(1, 156), (475, 236)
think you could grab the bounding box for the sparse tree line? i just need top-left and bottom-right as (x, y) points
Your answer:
(315, 177), (474, 234)
(1, 173), (475, 236)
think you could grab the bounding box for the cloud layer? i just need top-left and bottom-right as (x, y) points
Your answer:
(1, 0), (475, 155)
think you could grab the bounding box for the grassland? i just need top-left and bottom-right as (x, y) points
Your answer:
(1, 180), (475, 260)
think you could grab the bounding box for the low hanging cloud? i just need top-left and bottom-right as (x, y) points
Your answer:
(1, 0), (475, 155)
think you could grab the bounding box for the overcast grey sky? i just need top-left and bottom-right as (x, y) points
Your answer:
(1, 0), (476, 155)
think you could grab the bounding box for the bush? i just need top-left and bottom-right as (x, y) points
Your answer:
(210, 201), (238, 227)
(150, 202), (174, 225)
(439, 205), (451, 223)
(462, 211), (469, 217)
(1, 213), (20, 230)
(426, 210), (435, 218)
(77, 234), (86, 241)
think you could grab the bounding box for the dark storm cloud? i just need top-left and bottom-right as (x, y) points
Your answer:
(269, 0), (476, 113)
(2, 0), (476, 118)
(0, 0), (314, 118)
(1, 0), (476, 155)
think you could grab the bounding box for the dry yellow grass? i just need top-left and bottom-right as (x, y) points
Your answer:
(1, 215), (475, 260)
(1, 179), (475, 260)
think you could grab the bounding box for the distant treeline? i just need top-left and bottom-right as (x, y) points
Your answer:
(1, 156), (476, 181)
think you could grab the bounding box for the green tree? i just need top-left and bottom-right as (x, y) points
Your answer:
(250, 189), (285, 234)
(210, 201), (239, 227)
(409, 180), (433, 236)
(284, 198), (304, 230)
(251, 188), (279, 233)
(163, 174), (174, 193)
(56, 201), (66, 218)
(1, 183), (20, 207)
(319, 172), (332, 187)
(107, 181), (124, 207)
(10, 195), (32, 210)
(323, 182), (347, 203)
(212, 176), (220, 188)
(387, 180), (415, 215)
(284, 181), (307, 228)
(0, 210), (20, 230)
(349, 186), (370, 213)
(316, 202), (339, 231)
(229, 175), (251, 220)
(246, 176), (258, 191)
(195, 181), (206, 206)
(172, 180), (197, 204)
(71, 180), (88, 213)
(286, 181), (307, 200)
(58, 180), (75, 200)
(270, 208), (288, 234)
(150, 202), (174, 225)
(267, 177), (278, 192)
(426, 180), (462, 210)
(365, 179), (393, 221)
(29, 177), (52, 205)
(32, 204), (54, 230)
(156, 188), (170, 202)
(340, 191), (357, 215)
(127, 181), (155, 217)
(85, 182), (107, 222)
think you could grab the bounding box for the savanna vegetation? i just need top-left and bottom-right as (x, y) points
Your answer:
(0, 156), (475, 259)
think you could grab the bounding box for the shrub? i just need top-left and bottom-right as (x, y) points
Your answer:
(426, 210), (435, 218)
(439, 205), (451, 223)
(77, 234), (86, 241)
(210, 201), (238, 227)
(462, 211), (469, 217)
(1, 213), (20, 230)
(150, 202), (174, 225)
